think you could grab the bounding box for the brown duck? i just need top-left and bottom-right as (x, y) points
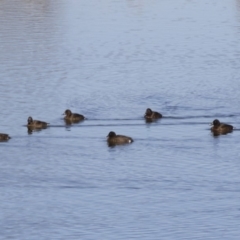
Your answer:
(107, 131), (133, 146)
(27, 116), (49, 129)
(210, 119), (233, 135)
(144, 108), (162, 120)
(0, 133), (11, 141)
(63, 109), (85, 122)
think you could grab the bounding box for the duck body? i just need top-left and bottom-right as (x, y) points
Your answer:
(107, 131), (133, 146)
(0, 133), (11, 141)
(63, 109), (85, 122)
(27, 116), (49, 129)
(144, 108), (162, 120)
(211, 119), (233, 135)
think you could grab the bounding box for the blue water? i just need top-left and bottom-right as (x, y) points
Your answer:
(1, 0), (240, 239)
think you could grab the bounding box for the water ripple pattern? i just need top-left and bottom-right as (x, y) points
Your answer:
(1, 0), (240, 239)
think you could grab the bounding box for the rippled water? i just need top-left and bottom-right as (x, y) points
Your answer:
(1, 0), (240, 239)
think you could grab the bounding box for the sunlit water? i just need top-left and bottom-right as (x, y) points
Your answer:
(1, 0), (240, 239)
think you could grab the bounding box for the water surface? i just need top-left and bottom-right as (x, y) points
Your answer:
(1, 0), (240, 239)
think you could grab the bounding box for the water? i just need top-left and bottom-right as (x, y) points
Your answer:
(1, 0), (240, 239)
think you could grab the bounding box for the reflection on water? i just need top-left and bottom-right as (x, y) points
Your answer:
(1, 0), (240, 239)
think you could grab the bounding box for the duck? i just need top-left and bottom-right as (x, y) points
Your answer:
(107, 131), (133, 146)
(27, 116), (49, 129)
(0, 133), (11, 141)
(144, 108), (162, 120)
(63, 109), (85, 122)
(210, 119), (233, 135)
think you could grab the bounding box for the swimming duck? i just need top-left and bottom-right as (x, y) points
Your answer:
(27, 116), (49, 129)
(144, 108), (162, 120)
(210, 119), (233, 135)
(0, 133), (11, 141)
(107, 131), (133, 146)
(63, 109), (85, 122)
